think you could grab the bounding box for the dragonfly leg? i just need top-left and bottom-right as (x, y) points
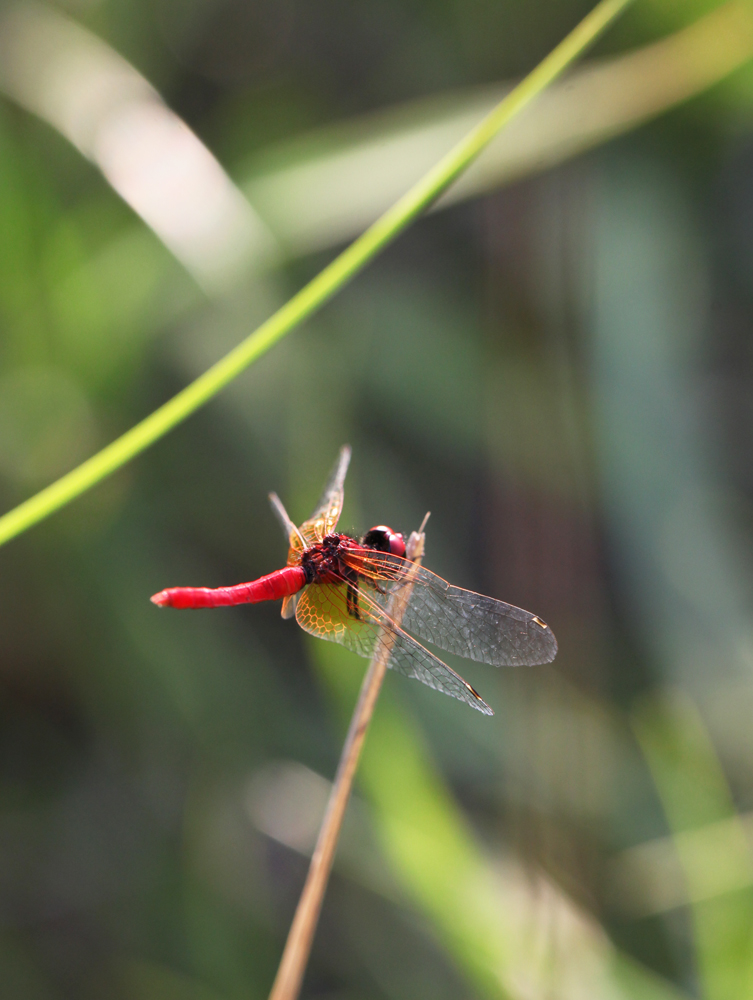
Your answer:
(346, 582), (361, 620)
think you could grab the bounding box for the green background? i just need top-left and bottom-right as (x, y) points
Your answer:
(2, 2), (753, 998)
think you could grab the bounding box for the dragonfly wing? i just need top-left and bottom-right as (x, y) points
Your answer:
(269, 492), (305, 554)
(281, 592), (301, 620)
(402, 568), (557, 666)
(298, 445), (352, 546)
(342, 551), (557, 667)
(383, 628), (494, 715)
(295, 580), (380, 656)
(311, 445), (352, 524)
(295, 582), (493, 714)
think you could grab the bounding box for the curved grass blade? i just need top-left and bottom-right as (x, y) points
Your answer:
(0, 0), (633, 548)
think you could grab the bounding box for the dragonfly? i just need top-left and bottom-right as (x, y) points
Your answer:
(151, 446), (557, 714)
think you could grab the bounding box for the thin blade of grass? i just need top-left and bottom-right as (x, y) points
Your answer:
(311, 645), (693, 1000)
(267, 527), (426, 1000)
(0, 0), (632, 548)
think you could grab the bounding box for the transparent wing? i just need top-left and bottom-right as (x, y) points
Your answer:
(341, 549), (557, 667)
(268, 492), (307, 619)
(281, 591), (301, 620)
(269, 492), (301, 548)
(268, 445), (351, 573)
(295, 581), (493, 714)
(298, 445), (351, 547)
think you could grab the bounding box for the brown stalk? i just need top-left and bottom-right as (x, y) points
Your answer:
(267, 521), (428, 1000)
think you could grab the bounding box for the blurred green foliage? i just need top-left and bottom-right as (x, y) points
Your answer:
(634, 693), (753, 999)
(2, 2), (753, 999)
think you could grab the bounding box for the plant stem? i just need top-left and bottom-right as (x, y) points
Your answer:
(268, 526), (426, 1000)
(0, 0), (633, 548)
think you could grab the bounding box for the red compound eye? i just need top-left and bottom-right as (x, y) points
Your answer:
(388, 531), (406, 557)
(363, 525), (406, 557)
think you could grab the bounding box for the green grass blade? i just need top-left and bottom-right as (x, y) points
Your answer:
(0, 0), (632, 547)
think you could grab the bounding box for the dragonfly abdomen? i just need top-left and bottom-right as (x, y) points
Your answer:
(151, 566), (307, 609)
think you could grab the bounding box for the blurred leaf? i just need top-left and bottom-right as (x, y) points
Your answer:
(4, 2), (752, 286)
(0, 1), (279, 293)
(0, 367), (96, 486)
(244, 2), (753, 256)
(633, 691), (753, 999)
(0, 108), (54, 362)
(610, 811), (753, 916)
(43, 221), (169, 389)
(312, 638), (690, 1000)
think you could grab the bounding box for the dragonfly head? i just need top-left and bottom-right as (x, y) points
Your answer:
(362, 525), (406, 558)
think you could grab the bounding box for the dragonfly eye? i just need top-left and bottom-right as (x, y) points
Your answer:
(363, 525), (406, 557)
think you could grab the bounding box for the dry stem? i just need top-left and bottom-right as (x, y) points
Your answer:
(267, 524), (427, 1000)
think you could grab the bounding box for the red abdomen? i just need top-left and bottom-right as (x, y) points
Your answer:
(151, 566), (307, 609)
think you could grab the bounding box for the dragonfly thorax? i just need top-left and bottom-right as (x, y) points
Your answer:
(300, 532), (359, 585)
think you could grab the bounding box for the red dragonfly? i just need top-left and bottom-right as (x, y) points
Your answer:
(151, 447), (557, 714)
